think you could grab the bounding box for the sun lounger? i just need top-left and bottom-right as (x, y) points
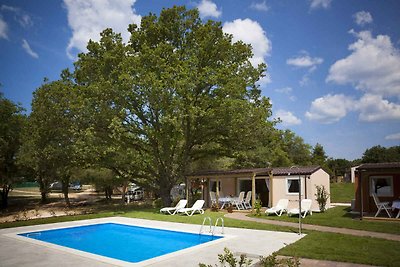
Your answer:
(265, 199), (288, 216)
(287, 199), (312, 218)
(177, 200), (205, 216)
(160, 199), (187, 215)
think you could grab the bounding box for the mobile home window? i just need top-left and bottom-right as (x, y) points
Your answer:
(370, 176), (393, 197)
(286, 178), (300, 194)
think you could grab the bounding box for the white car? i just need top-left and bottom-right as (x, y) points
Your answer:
(125, 187), (144, 202)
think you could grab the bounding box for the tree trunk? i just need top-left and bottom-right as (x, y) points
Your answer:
(121, 181), (128, 203)
(62, 180), (70, 207)
(159, 178), (173, 206)
(1, 185), (10, 209)
(38, 177), (48, 203)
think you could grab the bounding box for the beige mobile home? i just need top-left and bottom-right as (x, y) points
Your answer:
(187, 166), (330, 212)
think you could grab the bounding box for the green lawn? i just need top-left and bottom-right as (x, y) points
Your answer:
(279, 231), (400, 267)
(1, 205), (399, 266)
(257, 206), (400, 235)
(330, 182), (355, 203)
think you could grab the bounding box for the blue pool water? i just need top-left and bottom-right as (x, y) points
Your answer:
(19, 223), (222, 263)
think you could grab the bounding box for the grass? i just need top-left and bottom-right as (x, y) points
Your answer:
(279, 231), (400, 267)
(330, 182), (355, 203)
(1, 202), (399, 266)
(256, 206), (400, 235)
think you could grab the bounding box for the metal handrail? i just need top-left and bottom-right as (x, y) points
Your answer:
(199, 216), (212, 234)
(212, 217), (224, 235)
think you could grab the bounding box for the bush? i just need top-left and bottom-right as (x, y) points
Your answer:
(199, 247), (252, 267)
(315, 185), (329, 212)
(152, 198), (163, 209)
(254, 200), (262, 216)
(259, 253), (300, 267)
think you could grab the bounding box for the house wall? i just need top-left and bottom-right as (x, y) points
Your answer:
(221, 178), (236, 196)
(271, 169), (330, 211)
(309, 169), (331, 211)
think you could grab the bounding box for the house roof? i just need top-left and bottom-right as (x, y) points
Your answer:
(187, 166), (322, 178)
(357, 162), (400, 170)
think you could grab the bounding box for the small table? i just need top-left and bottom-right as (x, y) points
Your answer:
(218, 197), (242, 210)
(392, 200), (400, 219)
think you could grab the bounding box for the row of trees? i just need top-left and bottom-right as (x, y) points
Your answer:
(1, 6), (399, 209)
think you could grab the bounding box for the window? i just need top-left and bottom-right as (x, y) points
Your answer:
(286, 178), (300, 194)
(370, 176), (393, 197)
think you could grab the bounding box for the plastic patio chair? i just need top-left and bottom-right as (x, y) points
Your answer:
(265, 199), (289, 216)
(372, 193), (392, 218)
(160, 199), (187, 215)
(243, 191), (252, 209)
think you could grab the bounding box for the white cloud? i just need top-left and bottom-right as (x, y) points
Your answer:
(353, 11), (373, 26)
(286, 55), (323, 68)
(306, 93), (400, 123)
(326, 30), (400, 97)
(1, 5), (33, 28)
(22, 39), (38, 58)
(0, 17), (8, 39)
(197, 0), (221, 18)
(309, 0), (332, 10)
(275, 87), (296, 101)
(250, 1), (269, 12)
(223, 18), (271, 67)
(275, 87), (292, 94)
(385, 132), (400, 140)
(305, 94), (355, 124)
(357, 94), (400, 122)
(275, 110), (302, 126)
(63, 0), (141, 59)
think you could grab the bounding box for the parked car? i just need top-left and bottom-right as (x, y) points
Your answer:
(49, 181), (62, 191)
(69, 182), (82, 190)
(125, 186), (144, 202)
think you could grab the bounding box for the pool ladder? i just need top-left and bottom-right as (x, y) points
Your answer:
(199, 216), (224, 235)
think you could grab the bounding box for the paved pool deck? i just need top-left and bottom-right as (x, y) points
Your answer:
(0, 217), (303, 267)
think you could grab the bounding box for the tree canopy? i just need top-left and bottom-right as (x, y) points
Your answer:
(0, 92), (26, 208)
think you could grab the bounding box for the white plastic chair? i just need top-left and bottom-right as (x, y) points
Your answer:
(372, 193), (392, 218)
(177, 200), (205, 216)
(288, 199), (312, 218)
(160, 199), (187, 215)
(210, 191), (217, 206)
(265, 199), (289, 216)
(233, 191), (245, 210)
(243, 191), (252, 209)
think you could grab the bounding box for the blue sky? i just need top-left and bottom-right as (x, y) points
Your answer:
(1, 0), (399, 160)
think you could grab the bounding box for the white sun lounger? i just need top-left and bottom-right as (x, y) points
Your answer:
(265, 199), (289, 216)
(160, 199), (187, 215)
(287, 199), (312, 218)
(177, 200), (205, 216)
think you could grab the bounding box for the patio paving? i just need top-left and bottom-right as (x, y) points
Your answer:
(0, 216), (303, 267)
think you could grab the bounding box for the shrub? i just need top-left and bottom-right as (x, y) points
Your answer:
(254, 200), (262, 216)
(152, 198), (163, 209)
(199, 247), (252, 267)
(315, 185), (329, 212)
(259, 252), (300, 267)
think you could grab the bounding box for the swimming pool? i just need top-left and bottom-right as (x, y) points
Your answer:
(19, 223), (222, 264)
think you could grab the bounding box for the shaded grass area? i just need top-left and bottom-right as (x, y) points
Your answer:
(330, 182), (355, 203)
(279, 231), (400, 267)
(258, 206), (400, 235)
